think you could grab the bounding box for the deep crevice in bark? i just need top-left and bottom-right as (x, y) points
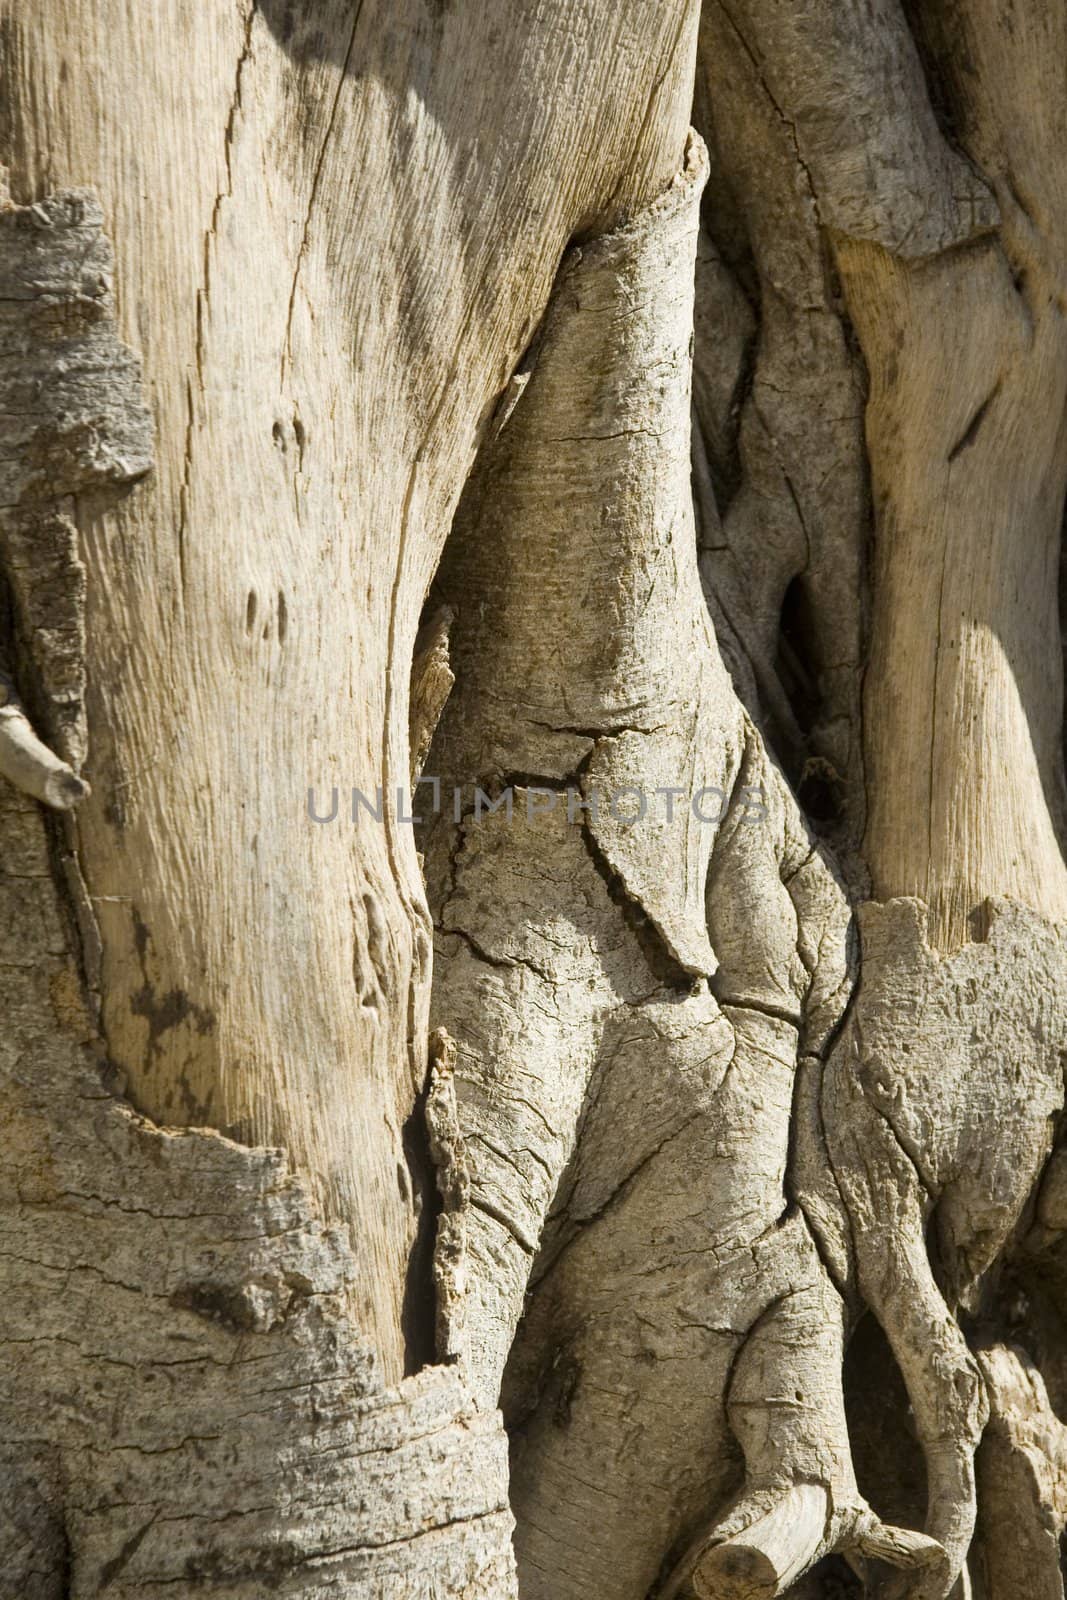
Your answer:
(400, 1077), (442, 1375)
(7, 2), (1067, 1595)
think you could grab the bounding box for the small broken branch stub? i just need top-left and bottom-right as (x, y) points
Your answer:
(0, 673), (88, 810)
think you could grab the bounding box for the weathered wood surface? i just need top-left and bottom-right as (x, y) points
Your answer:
(4, 0), (1067, 1595)
(0, 780), (518, 1596)
(1, 0), (700, 1380)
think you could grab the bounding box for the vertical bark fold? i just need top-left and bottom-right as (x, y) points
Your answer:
(424, 133), (928, 1600)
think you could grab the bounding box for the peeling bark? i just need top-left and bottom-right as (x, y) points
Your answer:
(0, 188), (150, 812)
(0, 781), (518, 1596)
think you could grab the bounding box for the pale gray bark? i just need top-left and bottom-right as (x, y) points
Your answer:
(3, 1), (1067, 1597)
(0, 792), (516, 1599)
(0, 0), (699, 1383)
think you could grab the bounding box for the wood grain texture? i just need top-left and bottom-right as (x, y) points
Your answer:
(0, 784), (516, 1597)
(422, 138), (923, 1600)
(0, 0), (700, 1378)
(691, 7), (1067, 1582)
(4, 0), (1067, 1592)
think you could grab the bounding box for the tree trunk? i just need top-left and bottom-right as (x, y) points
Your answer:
(2, 2), (1067, 1597)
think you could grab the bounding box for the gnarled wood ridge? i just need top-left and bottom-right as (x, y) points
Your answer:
(3, 1), (1067, 1597)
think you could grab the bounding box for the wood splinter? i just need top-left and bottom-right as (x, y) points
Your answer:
(0, 673), (89, 811)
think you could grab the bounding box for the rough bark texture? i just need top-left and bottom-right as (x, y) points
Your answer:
(0, 790), (516, 1599)
(0, 0), (700, 1381)
(3, 0), (1067, 1597)
(422, 136), (938, 1600)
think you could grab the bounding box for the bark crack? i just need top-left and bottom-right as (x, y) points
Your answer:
(176, 0), (258, 598)
(280, 1), (365, 382)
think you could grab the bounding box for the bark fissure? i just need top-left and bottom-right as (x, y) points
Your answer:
(5, 0), (1067, 1595)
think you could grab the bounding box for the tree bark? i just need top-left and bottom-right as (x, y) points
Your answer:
(3, 1), (1067, 1597)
